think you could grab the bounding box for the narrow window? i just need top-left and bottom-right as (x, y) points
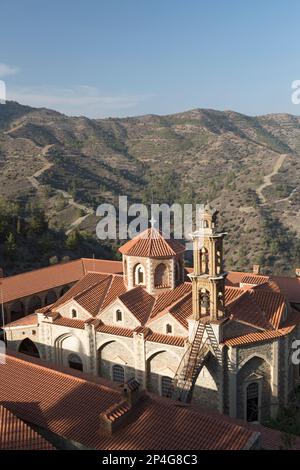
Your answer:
(116, 309), (122, 322)
(71, 309), (77, 318)
(166, 323), (172, 334)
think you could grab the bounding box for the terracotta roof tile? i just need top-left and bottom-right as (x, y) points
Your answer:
(146, 332), (185, 347)
(119, 228), (185, 258)
(249, 287), (286, 329)
(226, 291), (273, 330)
(5, 313), (38, 328)
(119, 287), (156, 325)
(151, 282), (191, 317)
(0, 258), (123, 305)
(0, 353), (258, 450)
(240, 274), (270, 285)
(74, 275), (113, 316)
(96, 322), (134, 338)
(50, 316), (85, 329)
(0, 405), (55, 450)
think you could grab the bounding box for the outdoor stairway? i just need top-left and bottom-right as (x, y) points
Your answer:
(172, 322), (210, 403)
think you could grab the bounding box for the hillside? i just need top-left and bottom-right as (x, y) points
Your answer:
(1, 101), (300, 275)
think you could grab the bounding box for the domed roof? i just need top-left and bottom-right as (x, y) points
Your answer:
(119, 228), (185, 258)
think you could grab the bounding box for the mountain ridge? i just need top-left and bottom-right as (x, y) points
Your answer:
(1, 100), (300, 275)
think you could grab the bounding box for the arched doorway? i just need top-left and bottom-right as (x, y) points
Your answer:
(237, 355), (271, 422)
(28, 295), (42, 314)
(18, 338), (40, 358)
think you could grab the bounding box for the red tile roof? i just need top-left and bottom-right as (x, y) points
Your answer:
(146, 332), (185, 347)
(51, 316), (86, 330)
(0, 352), (259, 450)
(119, 286), (156, 325)
(0, 258), (123, 304)
(226, 291), (272, 330)
(5, 313), (38, 328)
(96, 322), (134, 338)
(0, 405), (55, 450)
(240, 274), (270, 285)
(119, 228), (185, 258)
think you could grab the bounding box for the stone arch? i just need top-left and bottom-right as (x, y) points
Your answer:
(191, 353), (220, 410)
(98, 339), (135, 382)
(238, 353), (271, 371)
(10, 301), (25, 321)
(133, 263), (145, 286)
(146, 349), (181, 395)
(54, 333), (84, 369)
(18, 337), (40, 358)
(28, 295), (42, 314)
(199, 247), (209, 274)
(154, 263), (169, 288)
(45, 290), (57, 305)
(237, 355), (272, 422)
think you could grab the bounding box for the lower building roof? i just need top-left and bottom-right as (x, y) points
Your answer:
(0, 351), (258, 450)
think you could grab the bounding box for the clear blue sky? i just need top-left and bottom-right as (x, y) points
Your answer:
(1, 0), (300, 118)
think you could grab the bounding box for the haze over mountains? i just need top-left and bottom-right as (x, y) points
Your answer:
(1, 100), (300, 275)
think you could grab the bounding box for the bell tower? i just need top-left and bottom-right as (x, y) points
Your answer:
(189, 204), (227, 322)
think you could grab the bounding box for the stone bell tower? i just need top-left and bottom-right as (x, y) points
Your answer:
(189, 204), (227, 322)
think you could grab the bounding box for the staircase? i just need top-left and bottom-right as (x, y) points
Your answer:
(205, 323), (222, 363)
(172, 322), (210, 403)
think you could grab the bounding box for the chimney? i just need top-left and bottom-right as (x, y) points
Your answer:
(253, 264), (260, 275)
(99, 379), (146, 434)
(296, 268), (300, 278)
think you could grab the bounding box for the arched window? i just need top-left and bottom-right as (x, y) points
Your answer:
(166, 323), (172, 334)
(112, 364), (125, 383)
(71, 309), (77, 318)
(200, 247), (209, 274)
(116, 309), (122, 322)
(18, 338), (40, 358)
(68, 353), (83, 371)
(246, 382), (259, 422)
(154, 263), (169, 288)
(200, 290), (210, 315)
(134, 264), (145, 286)
(161, 376), (173, 398)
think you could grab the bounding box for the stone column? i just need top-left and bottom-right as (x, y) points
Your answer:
(133, 332), (146, 389)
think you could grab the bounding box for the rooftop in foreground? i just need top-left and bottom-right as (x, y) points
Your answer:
(0, 351), (260, 450)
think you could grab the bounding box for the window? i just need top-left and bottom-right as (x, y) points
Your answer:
(116, 309), (122, 322)
(68, 353), (83, 371)
(154, 263), (169, 288)
(161, 376), (173, 398)
(71, 309), (77, 318)
(246, 382), (259, 422)
(112, 364), (125, 383)
(134, 264), (145, 285)
(166, 323), (172, 334)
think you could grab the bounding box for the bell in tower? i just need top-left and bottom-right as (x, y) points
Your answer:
(189, 204), (227, 322)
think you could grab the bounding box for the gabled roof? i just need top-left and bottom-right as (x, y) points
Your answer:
(119, 228), (185, 258)
(226, 291), (273, 331)
(118, 286), (156, 325)
(52, 272), (127, 318)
